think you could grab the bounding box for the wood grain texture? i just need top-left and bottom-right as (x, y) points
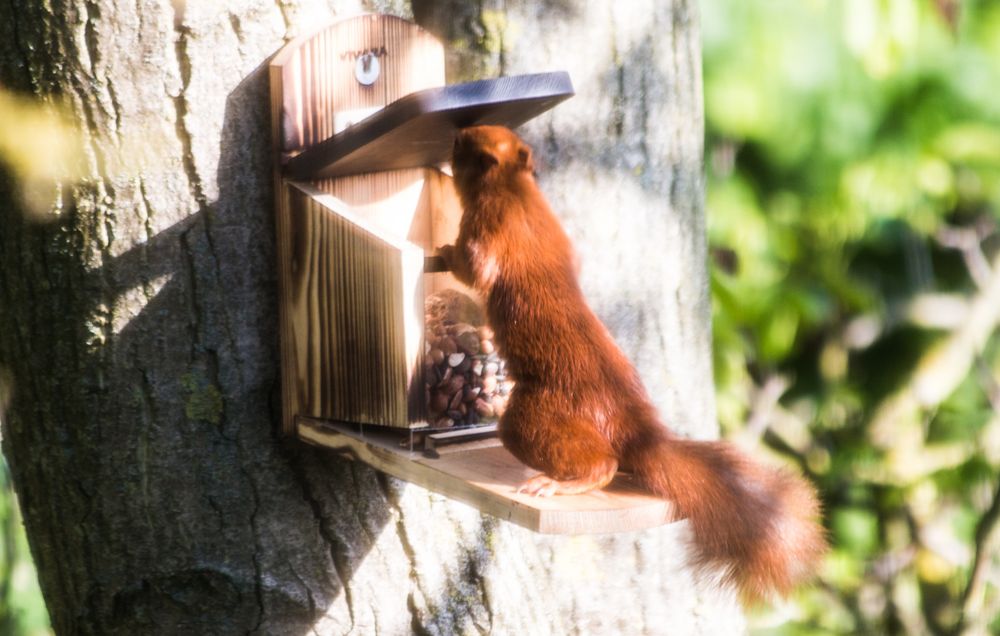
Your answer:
(286, 181), (424, 427)
(297, 417), (677, 535)
(280, 174), (473, 430)
(418, 168), (473, 296)
(315, 168), (426, 234)
(271, 13), (445, 157)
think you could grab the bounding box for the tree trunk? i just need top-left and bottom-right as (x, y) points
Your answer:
(0, 1), (740, 634)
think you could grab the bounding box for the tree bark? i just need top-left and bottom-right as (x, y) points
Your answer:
(0, 1), (740, 634)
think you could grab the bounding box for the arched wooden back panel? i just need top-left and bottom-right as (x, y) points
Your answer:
(271, 14), (445, 158)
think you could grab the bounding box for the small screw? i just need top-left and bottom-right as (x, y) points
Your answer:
(355, 52), (380, 86)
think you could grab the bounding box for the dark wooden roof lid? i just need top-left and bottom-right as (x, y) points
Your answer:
(283, 71), (574, 179)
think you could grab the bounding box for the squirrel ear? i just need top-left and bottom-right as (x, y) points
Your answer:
(517, 145), (534, 172)
(478, 150), (500, 171)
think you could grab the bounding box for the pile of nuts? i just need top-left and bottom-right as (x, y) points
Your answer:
(424, 290), (513, 428)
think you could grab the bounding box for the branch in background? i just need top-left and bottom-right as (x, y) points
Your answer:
(870, 235), (1000, 454)
(958, 479), (1000, 635)
(953, 358), (1000, 635)
(903, 294), (970, 330)
(872, 544), (918, 584)
(932, 0), (961, 32)
(975, 356), (1000, 415)
(852, 222), (1000, 633)
(743, 373), (791, 441)
(838, 293), (971, 358)
(935, 220), (996, 291)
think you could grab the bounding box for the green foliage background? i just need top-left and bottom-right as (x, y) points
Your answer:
(2, 0), (1000, 633)
(702, 0), (1000, 633)
(0, 463), (49, 635)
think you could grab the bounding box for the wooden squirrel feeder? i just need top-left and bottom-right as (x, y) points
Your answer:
(270, 14), (675, 534)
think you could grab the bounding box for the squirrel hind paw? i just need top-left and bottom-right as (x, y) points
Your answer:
(515, 471), (613, 497)
(516, 474), (561, 497)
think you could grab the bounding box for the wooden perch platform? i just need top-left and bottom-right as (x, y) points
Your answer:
(282, 72), (574, 179)
(298, 417), (677, 534)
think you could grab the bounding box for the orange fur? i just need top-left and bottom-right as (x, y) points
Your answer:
(441, 125), (827, 601)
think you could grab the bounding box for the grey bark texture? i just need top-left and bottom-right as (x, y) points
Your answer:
(0, 1), (741, 634)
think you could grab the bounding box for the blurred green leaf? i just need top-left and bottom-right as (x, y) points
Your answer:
(0, 458), (51, 635)
(832, 508), (880, 556)
(933, 123), (1000, 165)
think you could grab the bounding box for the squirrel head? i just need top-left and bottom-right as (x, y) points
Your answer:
(451, 125), (534, 190)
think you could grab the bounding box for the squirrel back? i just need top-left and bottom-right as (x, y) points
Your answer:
(443, 125), (827, 602)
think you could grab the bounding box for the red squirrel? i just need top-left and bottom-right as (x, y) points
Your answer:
(439, 125), (827, 601)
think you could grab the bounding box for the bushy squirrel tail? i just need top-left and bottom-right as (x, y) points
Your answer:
(628, 430), (827, 601)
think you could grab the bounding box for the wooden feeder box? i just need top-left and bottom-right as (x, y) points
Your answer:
(270, 14), (675, 534)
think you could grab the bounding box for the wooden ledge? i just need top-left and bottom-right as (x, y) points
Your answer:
(297, 417), (677, 534)
(282, 72), (574, 180)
